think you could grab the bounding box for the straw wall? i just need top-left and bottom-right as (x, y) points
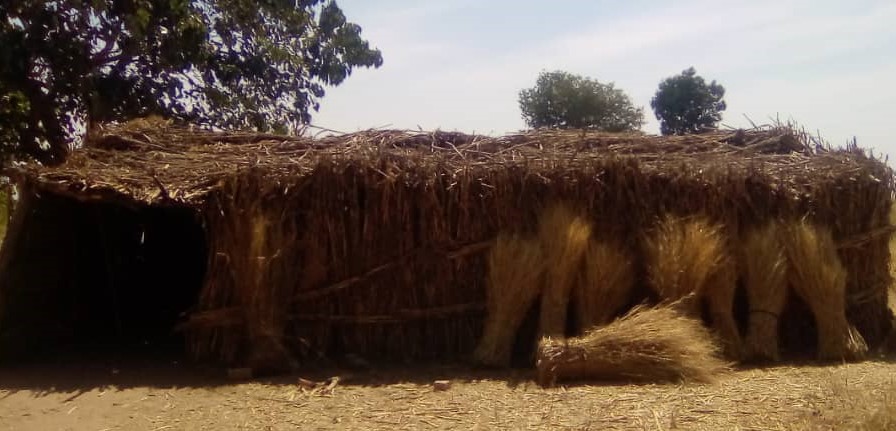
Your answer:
(6, 125), (893, 369)
(179, 140), (892, 368)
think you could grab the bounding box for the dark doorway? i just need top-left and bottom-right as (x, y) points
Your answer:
(0, 192), (207, 362)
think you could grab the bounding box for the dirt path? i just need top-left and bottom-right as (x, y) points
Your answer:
(1, 357), (894, 431)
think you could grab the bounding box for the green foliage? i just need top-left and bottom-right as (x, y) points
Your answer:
(518, 71), (644, 132)
(650, 67), (726, 135)
(0, 0), (383, 165)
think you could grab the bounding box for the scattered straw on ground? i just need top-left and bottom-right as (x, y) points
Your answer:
(1, 360), (895, 431)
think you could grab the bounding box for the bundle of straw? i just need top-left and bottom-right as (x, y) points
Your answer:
(783, 220), (868, 361)
(885, 291), (896, 357)
(704, 254), (743, 359)
(574, 239), (635, 332)
(473, 233), (545, 367)
(644, 216), (727, 308)
(536, 304), (729, 387)
(537, 203), (592, 339)
(741, 221), (789, 362)
(643, 215), (742, 358)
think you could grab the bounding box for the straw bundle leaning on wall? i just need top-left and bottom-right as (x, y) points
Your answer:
(704, 256), (741, 359)
(536, 304), (729, 387)
(185, 172), (302, 372)
(883, 205), (896, 357)
(741, 221), (789, 362)
(783, 220), (868, 361)
(643, 215), (742, 358)
(473, 233), (545, 367)
(537, 203), (592, 339)
(574, 239), (636, 332)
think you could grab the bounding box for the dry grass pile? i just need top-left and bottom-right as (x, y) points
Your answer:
(783, 220), (868, 361)
(574, 239), (636, 331)
(536, 203), (592, 339)
(741, 221), (789, 362)
(535, 304), (729, 387)
(644, 216), (742, 358)
(473, 234), (544, 367)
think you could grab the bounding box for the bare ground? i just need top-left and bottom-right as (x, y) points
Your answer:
(1, 355), (895, 431)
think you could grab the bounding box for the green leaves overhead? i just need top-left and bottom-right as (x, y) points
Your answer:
(0, 0), (383, 164)
(519, 71), (644, 133)
(651, 67), (726, 136)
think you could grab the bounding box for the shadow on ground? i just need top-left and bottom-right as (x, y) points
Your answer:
(0, 349), (542, 397)
(3, 344), (895, 399)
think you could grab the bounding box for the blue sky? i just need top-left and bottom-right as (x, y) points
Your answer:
(314, 0), (896, 159)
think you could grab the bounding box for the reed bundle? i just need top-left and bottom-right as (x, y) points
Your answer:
(473, 234), (544, 367)
(537, 204), (592, 340)
(536, 304), (729, 386)
(741, 221), (789, 362)
(783, 221), (868, 361)
(574, 239), (635, 332)
(644, 216), (742, 358)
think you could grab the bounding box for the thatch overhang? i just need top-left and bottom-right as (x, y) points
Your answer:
(9, 122), (832, 210)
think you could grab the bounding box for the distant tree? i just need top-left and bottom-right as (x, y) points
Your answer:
(650, 67), (726, 135)
(518, 71), (644, 132)
(0, 0), (383, 165)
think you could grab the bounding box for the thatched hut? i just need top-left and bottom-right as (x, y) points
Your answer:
(0, 121), (892, 371)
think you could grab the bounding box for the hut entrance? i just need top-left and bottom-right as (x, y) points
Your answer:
(0, 190), (207, 362)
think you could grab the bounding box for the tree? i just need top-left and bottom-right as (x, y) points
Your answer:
(518, 71), (644, 132)
(650, 67), (726, 135)
(0, 0), (383, 165)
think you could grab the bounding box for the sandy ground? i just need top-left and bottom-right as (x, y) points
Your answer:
(1, 354), (895, 431)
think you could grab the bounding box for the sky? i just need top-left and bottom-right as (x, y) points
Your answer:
(314, 0), (896, 160)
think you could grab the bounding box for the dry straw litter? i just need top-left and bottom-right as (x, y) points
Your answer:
(536, 304), (730, 387)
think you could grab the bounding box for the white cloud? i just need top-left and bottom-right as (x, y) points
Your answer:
(316, 0), (896, 157)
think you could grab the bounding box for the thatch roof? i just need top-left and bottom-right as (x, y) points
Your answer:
(7, 120), (880, 210)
